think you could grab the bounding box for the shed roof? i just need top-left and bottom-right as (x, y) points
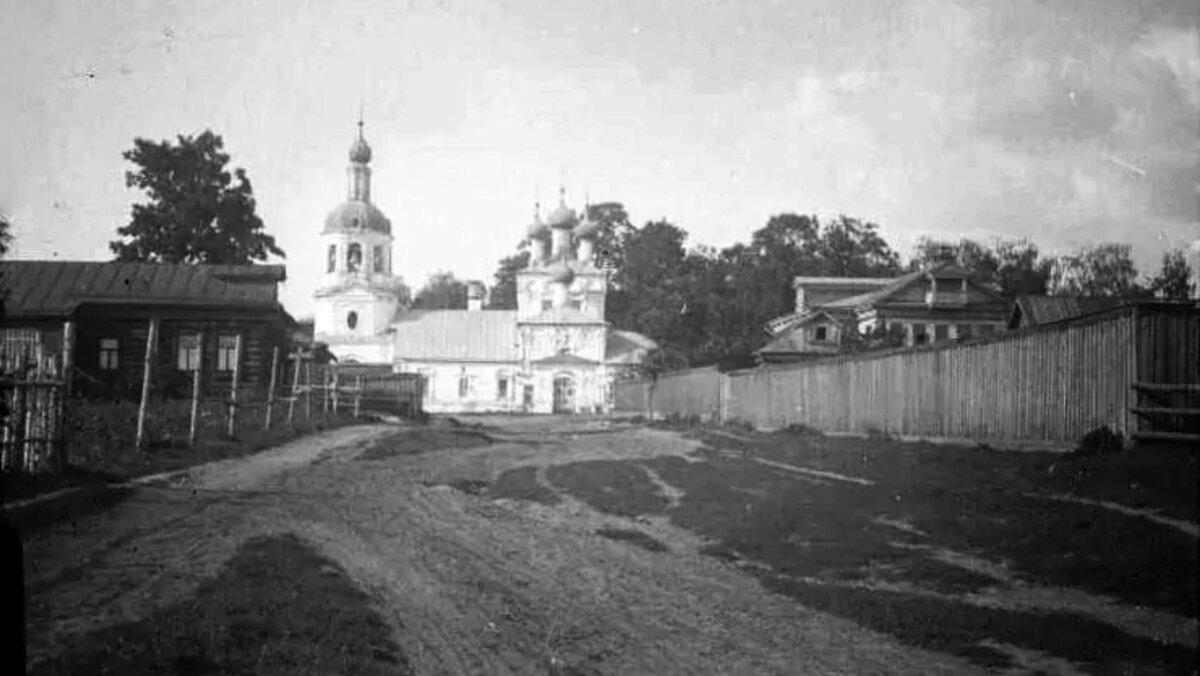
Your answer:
(0, 260), (284, 318)
(391, 310), (520, 362)
(1009, 295), (1124, 328)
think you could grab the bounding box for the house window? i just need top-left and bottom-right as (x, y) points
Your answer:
(911, 323), (929, 345)
(98, 338), (119, 370)
(458, 373), (474, 399)
(347, 311), (358, 330)
(216, 333), (240, 372)
(373, 245), (385, 273)
(347, 243), (363, 273)
(420, 371), (435, 401)
(497, 376), (509, 400)
(176, 332), (201, 371)
(934, 324), (949, 342)
(542, 299), (553, 311)
(568, 299), (582, 311)
(813, 326), (829, 343)
(327, 244), (337, 273)
(523, 384), (534, 407)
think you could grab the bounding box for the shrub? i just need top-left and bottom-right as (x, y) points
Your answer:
(1070, 425), (1125, 458)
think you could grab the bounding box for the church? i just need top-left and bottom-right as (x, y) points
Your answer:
(312, 122), (657, 414)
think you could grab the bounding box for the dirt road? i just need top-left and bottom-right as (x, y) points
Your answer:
(23, 417), (1186, 675)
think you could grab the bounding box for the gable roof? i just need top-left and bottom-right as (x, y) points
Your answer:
(755, 311), (845, 356)
(605, 329), (658, 363)
(792, 276), (893, 290)
(1008, 295), (1124, 328)
(533, 352), (600, 367)
(391, 310), (520, 362)
(819, 262), (1001, 310)
(0, 261), (284, 318)
(764, 308), (847, 336)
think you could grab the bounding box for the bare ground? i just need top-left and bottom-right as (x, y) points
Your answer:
(22, 416), (1198, 675)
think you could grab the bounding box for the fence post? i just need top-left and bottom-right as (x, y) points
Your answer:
(264, 346), (280, 431)
(323, 365), (330, 414)
(332, 367), (340, 414)
(305, 361), (312, 420)
(189, 368), (201, 448)
(226, 333), (243, 439)
(354, 375), (362, 418)
(135, 317), (159, 454)
(62, 319), (76, 398)
(287, 355), (301, 423)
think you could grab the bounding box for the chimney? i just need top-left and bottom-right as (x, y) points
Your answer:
(467, 282), (484, 311)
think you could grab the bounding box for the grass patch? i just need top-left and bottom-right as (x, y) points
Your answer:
(3, 399), (365, 505)
(356, 428), (493, 461)
(30, 533), (411, 676)
(545, 460), (671, 518)
(488, 466), (560, 505)
(446, 478), (489, 496)
(595, 527), (668, 553)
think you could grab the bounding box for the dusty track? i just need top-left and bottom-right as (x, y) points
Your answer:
(24, 417), (1080, 674)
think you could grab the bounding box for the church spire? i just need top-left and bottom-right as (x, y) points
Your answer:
(347, 110), (373, 201)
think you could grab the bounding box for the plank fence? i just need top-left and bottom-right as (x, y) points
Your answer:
(616, 301), (1200, 446)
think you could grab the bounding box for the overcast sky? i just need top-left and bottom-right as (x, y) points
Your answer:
(3, 0), (1197, 316)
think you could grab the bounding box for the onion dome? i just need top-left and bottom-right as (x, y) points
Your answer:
(546, 186), (577, 229)
(349, 136), (372, 164)
(323, 200), (392, 235)
(547, 260), (576, 285)
(525, 203), (551, 240)
(574, 207), (600, 240)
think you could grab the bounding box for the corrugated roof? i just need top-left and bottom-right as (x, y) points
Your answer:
(1012, 295), (1124, 326)
(391, 310), (520, 362)
(0, 261), (282, 318)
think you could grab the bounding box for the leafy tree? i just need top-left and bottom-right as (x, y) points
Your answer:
(0, 213), (11, 258)
(607, 220), (691, 345)
(1148, 247), (1196, 301)
(817, 215), (903, 277)
(909, 236), (1052, 298)
(412, 271), (469, 310)
(586, 202), (636, 272)
(110, 130), (285, 264)
(486, 249), (531, 310)
(1051, 243), (1148, 298)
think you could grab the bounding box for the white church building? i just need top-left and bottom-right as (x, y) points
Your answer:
(312, 122), (657, 414)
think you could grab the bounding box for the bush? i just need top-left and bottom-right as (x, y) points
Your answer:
(1070, 425), (1125, 458)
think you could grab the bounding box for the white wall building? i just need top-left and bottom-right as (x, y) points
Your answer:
(313, 122), (656, 413)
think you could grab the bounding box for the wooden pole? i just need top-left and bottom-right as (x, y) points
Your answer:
(264, 346), (280, 431)
(189, 367), (201, 448)
(332, 367), (340, 414)
(287, 355), (301, 423)
(305, 361), (313, 420)
(226, 333), (243, 439)
(322, 365), (329, 413)
(61, 319), (76, 397)
(135, 318), (159, 453)
(354, 375), (362, 418)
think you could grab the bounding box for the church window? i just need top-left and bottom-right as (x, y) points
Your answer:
(216, 333), (240, 372)
(523, 384), (534, 407)
(568, 299), (582, 311)
(347, 311), (359, 330)
(347, 243), (363, 273)
(458, 374), (474, 399)
(542, 299), (552, 312)
(497, 375), (509, 400)
(373, 245), (385, 273)
(98, 338), (119, 370)
(327, 244), (337, 273)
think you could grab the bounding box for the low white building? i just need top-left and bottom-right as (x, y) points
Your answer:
(312, 121), (655, 413)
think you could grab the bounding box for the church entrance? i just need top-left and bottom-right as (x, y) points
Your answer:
(552, 375), (575, 414)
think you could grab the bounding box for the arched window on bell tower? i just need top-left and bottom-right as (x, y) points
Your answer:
(327, 244), (337, 273)
(347, 243), (363, 273)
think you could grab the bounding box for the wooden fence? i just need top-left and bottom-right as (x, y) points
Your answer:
(0, 349), (67, 474)
(615, 301), (1199, 446)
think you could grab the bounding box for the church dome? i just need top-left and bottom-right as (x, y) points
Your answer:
(547, 204), (577, 229)
(574, 211), (600, 239)
(547, 260), (576, 285)
(349, 136), (372, 164)
(526, 215), (550, 240)
(323, 200), (391, 235)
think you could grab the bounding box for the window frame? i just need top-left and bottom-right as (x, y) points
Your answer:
(216, 333), (240, 372)
(176, 331), (202, 372)
(98, 337), (119, 371)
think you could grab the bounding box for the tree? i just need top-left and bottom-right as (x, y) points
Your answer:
(110, 130), (285, 264)
(586, 202), (636, 272)
(486, 249), (531, 310)
(908, 236), (1052, 298)
(816, 215), (903, 277)
(0, 213), (11, 258)
(412, 271), (469, 310)
(607, 220), (692, 345)
(1051, 243), (1147, 298)
(1148, 247), (1195, 301)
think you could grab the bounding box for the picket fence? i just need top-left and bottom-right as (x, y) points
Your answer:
(615, 302), (1199, 446)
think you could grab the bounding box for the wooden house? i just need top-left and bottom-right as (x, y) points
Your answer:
(0, 261), (293, 399)
(756, 262), (1009, 363)
(1007, 294), (1123, 330)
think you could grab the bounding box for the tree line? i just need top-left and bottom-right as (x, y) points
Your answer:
(9, 129), (1191, 372)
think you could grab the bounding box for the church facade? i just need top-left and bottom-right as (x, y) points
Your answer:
(312, 123), (656, 414)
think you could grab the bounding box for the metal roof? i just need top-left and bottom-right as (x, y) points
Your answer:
(0, 261), (283, 318)
(391, 310), (520, 362)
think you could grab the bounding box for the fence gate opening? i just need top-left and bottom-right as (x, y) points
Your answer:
(552, 375), (575, 414)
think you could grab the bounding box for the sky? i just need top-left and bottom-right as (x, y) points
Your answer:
(2, 0), (1198, 317)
